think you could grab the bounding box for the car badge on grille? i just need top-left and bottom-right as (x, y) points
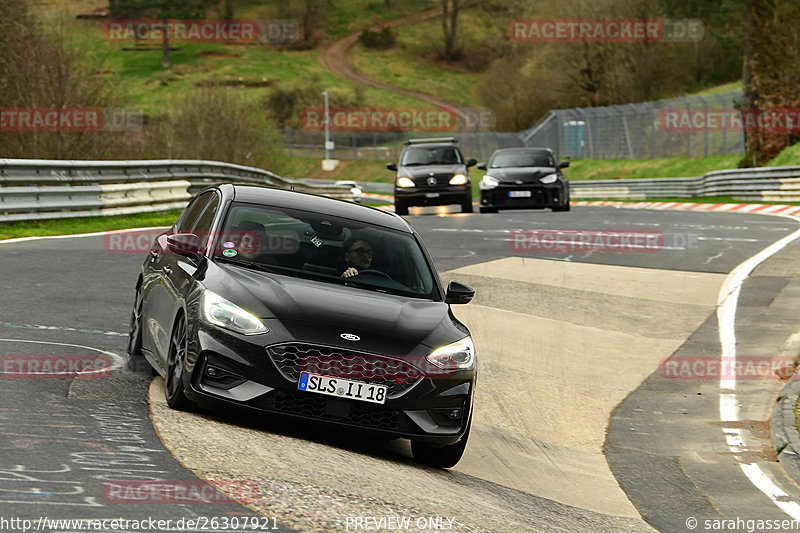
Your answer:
(427, 177), (437, 186)
(516, 180), (523, 184)
(340, 333), (360, 341)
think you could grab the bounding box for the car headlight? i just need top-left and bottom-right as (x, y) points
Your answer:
(426, 337), (475, 370)
(202, 290), (269, 335)
(396, 176), (415, 188)
(481, 175), (499, 188)
(449, 173), (468, 185)
(540, 174), (559, 184)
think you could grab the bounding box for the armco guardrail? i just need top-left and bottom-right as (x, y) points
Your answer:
(571, 166), (800, 202)
(0, 159), (353, 222)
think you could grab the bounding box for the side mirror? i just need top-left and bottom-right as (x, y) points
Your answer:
(445, 280), (475, 305)
(476, 162), (486, 170)
(167, 233), (201, 258)
(466, 158), (477, 168)
(386, 162), (398, 171)
(558, 161), (570, 169)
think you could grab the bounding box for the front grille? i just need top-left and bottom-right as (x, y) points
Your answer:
(413, 174), (452, 187)
(271, 391), (401, 431)
(266, 343), (424, 398)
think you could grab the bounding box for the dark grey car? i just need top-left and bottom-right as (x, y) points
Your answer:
(478, 147), (570, 213)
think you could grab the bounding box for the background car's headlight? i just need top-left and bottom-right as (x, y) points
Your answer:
(449, 173), (468, 185)
(426, 337), (475, 370)
(540, 174), (558, 184)
(481, 175), (499, 188)
(202, 290), (269, 335)
(396, 176), (415, 188)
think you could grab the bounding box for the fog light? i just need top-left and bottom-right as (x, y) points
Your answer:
(206, 366), (220, 377)
(447, 409), (461, 420)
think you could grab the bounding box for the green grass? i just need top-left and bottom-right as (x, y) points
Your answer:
(326, 0), (437, 37)
(767, 143), (800, 167)
(66, 18), (432, 116)
(350, 8), (492, 109)
(0, 210), (183, 241)
(564, 155), (742, 180)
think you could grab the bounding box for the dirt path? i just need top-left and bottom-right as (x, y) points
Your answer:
(317, 7), (472, 123)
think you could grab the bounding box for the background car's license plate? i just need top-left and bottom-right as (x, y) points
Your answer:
(425, 192), (440, 198)
(298, 372), (387, 404)
(509, 191), (532, 197)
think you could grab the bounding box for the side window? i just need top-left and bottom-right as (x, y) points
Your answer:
(189, 194), (220, 234)
(189, 194), (221, 251)
(176, 193), (212, 233)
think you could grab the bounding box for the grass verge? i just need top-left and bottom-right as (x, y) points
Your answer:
(0, 210), (183, 241)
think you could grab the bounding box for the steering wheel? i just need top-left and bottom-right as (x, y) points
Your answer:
(356, 269), (392, 280)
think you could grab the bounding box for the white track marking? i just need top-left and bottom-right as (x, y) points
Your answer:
(0, 226), (168, 244)
(0, 338), (125, 373)
(717, 213), (800, 519)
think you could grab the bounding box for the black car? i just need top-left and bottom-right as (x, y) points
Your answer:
(386, 137), (476, 215)
(127, 184), (477, 468)
(477, 148), (570, 213)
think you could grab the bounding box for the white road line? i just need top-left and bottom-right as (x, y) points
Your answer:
(717, 212), (800, 519)
(0, 226), (168, 244)
(0, 338), (125, 372)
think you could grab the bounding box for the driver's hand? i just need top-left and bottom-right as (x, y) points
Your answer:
(341, 267), (358, 278)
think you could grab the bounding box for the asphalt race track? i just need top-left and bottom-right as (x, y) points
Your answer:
(2, 205), (800, 532)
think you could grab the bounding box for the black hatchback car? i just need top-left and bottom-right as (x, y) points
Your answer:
(477, 147), (570, 213)
(387, 137), (476, 215)
(127, 184), (477, 467)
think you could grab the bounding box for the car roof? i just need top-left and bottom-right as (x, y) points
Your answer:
(226, 185), (412, 233)
(490, 147), (555, 156)
(403, 142), (463, 150)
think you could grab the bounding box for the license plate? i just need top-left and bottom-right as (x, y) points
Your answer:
(425, 192), (440, 198)
(298, 372), (387, 405)
(509, 190), (532, 198)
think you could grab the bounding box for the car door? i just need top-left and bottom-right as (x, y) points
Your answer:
(142, 191), (220, 365)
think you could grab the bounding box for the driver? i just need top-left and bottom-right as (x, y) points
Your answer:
(341, 238), (374, 278)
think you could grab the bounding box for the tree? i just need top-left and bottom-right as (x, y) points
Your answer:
(439, 0), (483, 60)
(109, 0), (215, 68)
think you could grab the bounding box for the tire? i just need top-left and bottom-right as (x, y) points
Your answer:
(126, 287), (154, 374)
(461, 193), (474, 214)
(479, 206), (498, 214)
(411, 416), (471, 468)
(165, 316), (192, 410)
(394, 201), (408, 216)
(553, 195), (570, 212)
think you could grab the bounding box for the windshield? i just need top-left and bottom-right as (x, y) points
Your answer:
(212, 202), (438, 299)
(490, 152), (555, 168)
(400, 146), (463, 166)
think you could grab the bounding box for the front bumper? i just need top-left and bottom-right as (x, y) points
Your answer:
(395, 186), (470, 207)
(183, 321), (475, 445)
(480, 184), (565, 209)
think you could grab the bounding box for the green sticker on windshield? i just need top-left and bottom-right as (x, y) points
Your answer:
(222, 249), (237, 257)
